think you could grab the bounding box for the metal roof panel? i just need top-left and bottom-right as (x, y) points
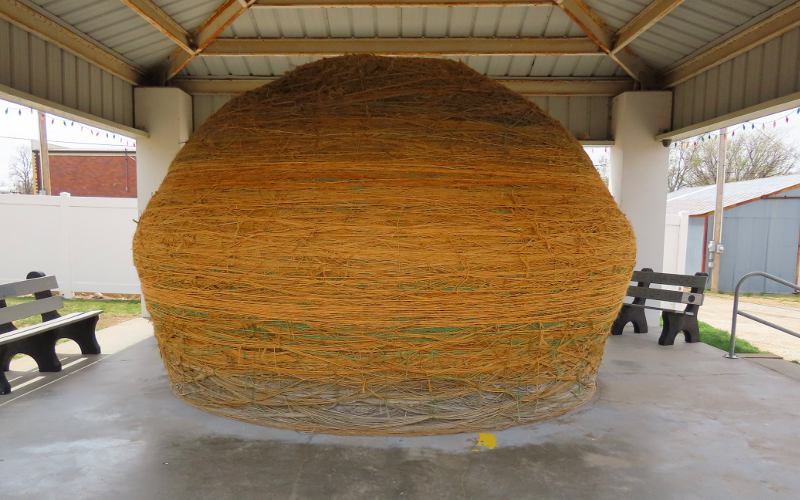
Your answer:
(667, 174), (800, 216)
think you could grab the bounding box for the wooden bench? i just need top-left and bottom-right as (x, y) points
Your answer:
(0, 272), (102, 394)
(611, 268), (708, 346)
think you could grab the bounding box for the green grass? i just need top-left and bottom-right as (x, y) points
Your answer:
(698, 321), (761, 354)
(5, 296), (141, 329)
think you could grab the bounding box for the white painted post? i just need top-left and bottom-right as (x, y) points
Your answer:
(134, 87), (193, 317)
(58, 192), (74, 298)
(610, 91), (672, 326)
(676, 211), (690, 276)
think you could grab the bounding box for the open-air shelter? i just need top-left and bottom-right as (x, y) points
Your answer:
(1, 0), (800, 498)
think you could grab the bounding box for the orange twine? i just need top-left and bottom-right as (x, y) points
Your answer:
(133, 55), (636, 435)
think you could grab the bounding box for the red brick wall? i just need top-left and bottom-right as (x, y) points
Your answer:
(49, 154), (137, 198)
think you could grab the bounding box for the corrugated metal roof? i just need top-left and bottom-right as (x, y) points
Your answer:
(584, 0), (651, 31)
(31, 0), (172, 67)
(221, 5), (584, 38)
(20, 1), (795, 79)
(155, 0), (222, 32)
(29, 0), (222, 69)
(667, 174), (800, 216)
(186, 5), (625, 78)
(628, 0), (787, 70)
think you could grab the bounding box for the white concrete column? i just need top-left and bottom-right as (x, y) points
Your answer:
(610, 91), (672, 325)
(134, 87), (192, 317)
(134, 87), (192, 214)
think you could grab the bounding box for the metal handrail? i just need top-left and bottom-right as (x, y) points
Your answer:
(725, 271), (800, 359)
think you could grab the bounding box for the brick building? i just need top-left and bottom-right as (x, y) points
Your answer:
(44, 150), (137, 198)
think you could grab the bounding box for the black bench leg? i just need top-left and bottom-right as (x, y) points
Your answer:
(680, 315), (701, 343)
(611, 305), (648, 335)
(26, 333), (62, 372)
(7, 332), (62, 372)
(0, 371), (9, 395)
(0, 345), (12, 372)
(58, 316), (101, 355)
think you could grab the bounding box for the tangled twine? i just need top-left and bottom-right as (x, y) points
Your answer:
(133, 55), (636, 435)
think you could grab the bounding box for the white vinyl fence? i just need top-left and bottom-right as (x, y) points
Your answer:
(663, 211), (689, 276)
(0, 193), (140, 297)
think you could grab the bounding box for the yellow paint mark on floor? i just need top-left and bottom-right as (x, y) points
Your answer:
(474, 432), (496, 451)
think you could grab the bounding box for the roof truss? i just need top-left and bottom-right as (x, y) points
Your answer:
(120, 0), (193, 54)
(554, 0), (656, 87)
(173, 77), (634, 96)
(203, 37), (602, 56)
(162, 0), (256, 82)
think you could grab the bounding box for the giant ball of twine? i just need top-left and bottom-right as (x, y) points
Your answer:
(133, 55), (636, 435)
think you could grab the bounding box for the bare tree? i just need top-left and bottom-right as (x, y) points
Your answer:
(9, 146), (35, 194)
(669, 130), (799, 191)
(668, 141), (702, 192)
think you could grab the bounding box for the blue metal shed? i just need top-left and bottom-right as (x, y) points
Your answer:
(668, 175), (800, 293)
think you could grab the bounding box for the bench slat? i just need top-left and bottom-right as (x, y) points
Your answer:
(0, 276), (58, 300)
(0, 296), (64, 325)
(626, 286), (704, 305)
(631, 271), (707, 289)
(0, 310), (101, 346)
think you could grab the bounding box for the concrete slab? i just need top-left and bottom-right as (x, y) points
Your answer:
(1, 327), (800, 500)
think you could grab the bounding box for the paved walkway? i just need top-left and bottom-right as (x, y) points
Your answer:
(701, 295), (800, 361)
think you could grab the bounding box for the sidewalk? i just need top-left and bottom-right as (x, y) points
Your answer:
(700, 294), (800, 361)
(8, 317), (153, 372)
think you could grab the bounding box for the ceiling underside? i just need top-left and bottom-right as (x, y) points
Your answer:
(14, 0), (799, 87)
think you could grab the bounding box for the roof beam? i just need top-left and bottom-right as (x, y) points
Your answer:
(120, 0), (193, 54)
(663, 1), (800, 87)
(554, 0), (657, 86)
(656, 90), (800, 142)
(173, 77), (633, 96)
(203, 37), (602, 56)
(0, 0), (143, 84)
(164, 0), (256, 81)
(0, 83), (148, 138)
(253, 0), (551, 5)
(613, 0), (685, 54)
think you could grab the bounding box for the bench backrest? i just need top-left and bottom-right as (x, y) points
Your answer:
(0, 272), (62, 333)
(626, 268), (708, 313)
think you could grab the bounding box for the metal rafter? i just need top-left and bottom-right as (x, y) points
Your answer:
(554, 0), (656, 87)
(172, 77), (634, 96)
(120, 0), (193, 54)
(0, 0), (143, 84)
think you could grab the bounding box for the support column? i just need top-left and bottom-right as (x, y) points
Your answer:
(134, 87), (192, 214)
(134, 87), (192, 317)
(610, 91), (672, 326)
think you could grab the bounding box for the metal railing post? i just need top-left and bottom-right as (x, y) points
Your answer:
(725, 271), (800, 359)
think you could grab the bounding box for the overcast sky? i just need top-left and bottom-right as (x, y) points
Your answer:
(1, 97), (798, 192)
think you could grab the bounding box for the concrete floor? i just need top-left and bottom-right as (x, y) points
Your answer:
(2, 324), (800, 500)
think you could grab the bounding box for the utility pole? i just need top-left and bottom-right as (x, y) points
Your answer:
(37, 111), (52, 194)
(710, 128), (727, 291)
